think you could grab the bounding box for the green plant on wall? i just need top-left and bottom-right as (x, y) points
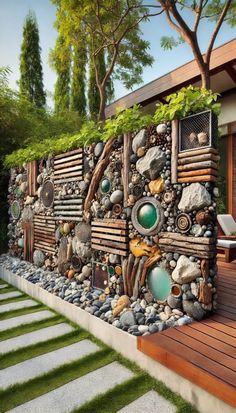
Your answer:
(5, 86), (221, 168)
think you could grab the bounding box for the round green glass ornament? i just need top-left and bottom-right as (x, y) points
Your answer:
(137, 203), (158, 229)
(147, 266), (171, 301)
(101, 179), (111, 193)
(108, 265), (115, 276)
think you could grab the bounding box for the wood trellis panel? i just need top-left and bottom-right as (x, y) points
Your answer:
(54, 148), (83, 221)
(91, 219), (129, 256)
(54, 148), (83, 184)
(27, 160), (38, 196)
(33, 215), (56, 254)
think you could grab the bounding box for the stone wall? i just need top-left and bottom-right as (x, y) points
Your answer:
(7, 111), (219, 335)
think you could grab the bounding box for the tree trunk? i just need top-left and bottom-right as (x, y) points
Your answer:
(200, 62), (211, 89)
(98, 85), (106, 121)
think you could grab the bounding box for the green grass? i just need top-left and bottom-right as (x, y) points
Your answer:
(0, 314), (64, 342)
(0, 348), (113, 413)
(0, 328), (88, 369)
(0, 285), (16, 294)
(0, 304), (44, 321)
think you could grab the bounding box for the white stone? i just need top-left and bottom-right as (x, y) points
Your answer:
(0, 340), (99, 390)
(178, 183), (211, 212)
(8, 362), (133, 413)
(156, 124), (167, 135)
(0, 310), (54, 332)
(0, 323), (74, 354)
(0, 299), (38, 314)
(172, 255), (201, 284)
(136, 146), (166, 180)
(117, 390), (176, 413)
(0, 291), (22, 301)
(132, 129), (147, 154)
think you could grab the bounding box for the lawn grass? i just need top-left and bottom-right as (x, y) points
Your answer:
(0, 304), (44, 321)
(0, 285), (16, 294)
(0, 348), (113, 413)
(0, 314), (64, 342)
(0, 328), (89, 369)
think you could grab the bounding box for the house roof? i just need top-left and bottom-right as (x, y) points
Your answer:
(105, 38), (236, 119)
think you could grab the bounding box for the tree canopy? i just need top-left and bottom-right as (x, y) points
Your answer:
(51, 0), (156, 119)
(157, 0), (236, 88)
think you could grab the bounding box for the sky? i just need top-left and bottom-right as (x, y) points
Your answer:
(0, 0), (235, 106)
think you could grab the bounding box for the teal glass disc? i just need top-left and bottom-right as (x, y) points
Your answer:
(108, 266), (115, 276)
(147, 267), (171, 301)
(101, 179), (111, 193)
(137, 203), (158, 229)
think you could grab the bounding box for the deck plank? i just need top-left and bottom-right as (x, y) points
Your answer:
(138, 260), (236, 408)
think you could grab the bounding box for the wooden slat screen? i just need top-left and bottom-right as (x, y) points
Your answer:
(54, 148), (83, 222)
(23, 222), (34, 262)
(91, 219), (129, 256)
(33, 215), (56, 254)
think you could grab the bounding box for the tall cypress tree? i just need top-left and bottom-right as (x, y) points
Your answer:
(88, 50), (114, 119)
(19, 11), (46, 108)
(49, 34), (71, 114)
(70, 45), (86, 117)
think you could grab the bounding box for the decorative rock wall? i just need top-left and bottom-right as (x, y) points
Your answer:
(7, 110), (219, 335)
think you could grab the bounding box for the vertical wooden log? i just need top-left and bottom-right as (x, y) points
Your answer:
(171, 119), (178, 184)
(123, 133), (131, 208)
(24, 221), (34, 262)
(27, 161), (38, 196)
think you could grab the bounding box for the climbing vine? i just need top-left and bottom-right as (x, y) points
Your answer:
(5, 86), (221, 167)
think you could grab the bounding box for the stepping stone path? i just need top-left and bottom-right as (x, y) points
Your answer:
(0, 323), (74, 354)
(0, 291), (23, 301)
(0, 280), (178, 413)
(0, 340), (99, 390)
(0, 310), (54, 332)
(0, 299), (38, 314)
(7, 362), (133, 413)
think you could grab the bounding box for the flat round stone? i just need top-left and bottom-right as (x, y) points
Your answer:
(101, 179), (111, 193)
(137, 203), (158, 229)
(148, 267), (171, 301)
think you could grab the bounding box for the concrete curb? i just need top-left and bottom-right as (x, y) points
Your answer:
(0, 265), (234, 413)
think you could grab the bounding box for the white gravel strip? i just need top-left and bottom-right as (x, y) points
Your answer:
(0, 299), (38, 314)
(0, 323), (74, 354)
(0, 340), (99, 390)
(0, 291), (23, 301)
(117, 390), (177, 413)
(0, 310), (55, 332)
(7, 362), (133, 413)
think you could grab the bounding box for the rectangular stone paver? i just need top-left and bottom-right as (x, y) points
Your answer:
(0, 310), (55, 332)
(0, 291), (23, 301)
(0, 340), (99, 390)
(7, 362), (133, 413)
(0, 299), (38, 314)
(0, 284), (8, 290)
(0, 323), (74, 354)
(117, 390), (177, 413)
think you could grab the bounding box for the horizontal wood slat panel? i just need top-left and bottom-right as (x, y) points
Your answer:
(33, 215), (55, 254)
(54, 148), (83, 160)
(92, 219), (129, 256)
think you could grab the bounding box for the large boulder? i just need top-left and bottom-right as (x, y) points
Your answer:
(132, 129), (147, 154)
(33, 250), (45, 267)
(136, 146), (166, 180)
(178, 183), (211, 212)
(172, 255), (201, 284)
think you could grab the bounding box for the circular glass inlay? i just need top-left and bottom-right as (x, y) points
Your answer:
(147, 266), (171, 301)
(101, 179), (111, 193)
(137, 203), (158, 229)
(108, 265), (115, 276)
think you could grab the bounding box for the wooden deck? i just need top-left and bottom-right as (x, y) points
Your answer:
(138, 261), (236, 408)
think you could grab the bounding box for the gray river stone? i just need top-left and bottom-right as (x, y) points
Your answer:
(178, 183), (211, 212)
(136, 146), (166, 180)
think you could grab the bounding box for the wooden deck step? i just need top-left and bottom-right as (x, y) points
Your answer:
(138, 261), (236, 408)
